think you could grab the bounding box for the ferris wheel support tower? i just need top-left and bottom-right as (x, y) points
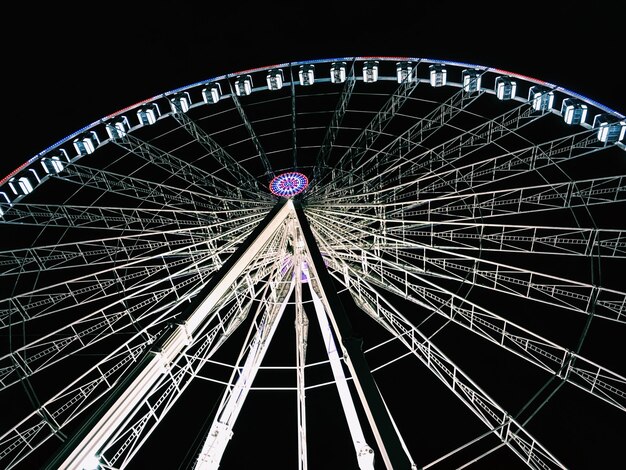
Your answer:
(47, 199), (413, 470)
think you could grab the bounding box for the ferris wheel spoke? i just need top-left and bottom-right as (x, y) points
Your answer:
(289, 66), (299, 169)
(315, 84), (500, 199)
(0, 218), (257, 327)
(0, 248), (216, 331)
(0, 235), (194, 277)
(366, 263), (626, 412)
(320, 244), (626, 414)
(394, 129), (603, 200)
(313, 74), (420, 196)
(228, 81), (275, 181)
(55, 164), (260, 212)
(312, 60), (357, 185)
(0, 264), (215, 391)
(385, 100), (548, 181)
(346, 100), (497, 192)
(306, 206), (626, 257)
(0, 209), (265, 278)
(308, 194), (624, 253)
(386, 175), (626, 222)
(113, 131), (264, 201)
(381, 108), (551, 191)
(168, 111), (264, 195)
(0, 203), (218, 233)
(0, 336), (151, 470)
(1, 206), (261, 293)
(383, 245), (624, 322)
(308, 211), (626, 322)
(323, 260), (568, 469)
(317, 96), (553, 202)
(386, 221), (626, 258)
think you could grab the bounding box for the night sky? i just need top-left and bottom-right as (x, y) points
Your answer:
(4, 3), (624, 179)
(2, 3), (624, 469)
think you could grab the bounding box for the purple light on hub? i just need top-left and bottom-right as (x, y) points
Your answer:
(269, 172), (308, 197)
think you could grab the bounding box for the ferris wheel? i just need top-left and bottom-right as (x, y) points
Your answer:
(0, 57), (624, 470)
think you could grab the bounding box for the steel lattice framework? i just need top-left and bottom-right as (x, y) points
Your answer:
(0, 57), (625, 470)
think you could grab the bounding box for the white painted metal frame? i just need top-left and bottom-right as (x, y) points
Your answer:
(0, 57), (624, 470)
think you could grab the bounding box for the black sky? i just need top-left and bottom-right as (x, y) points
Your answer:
(2, 3), (624, 469)
(3, 3), (624, 180)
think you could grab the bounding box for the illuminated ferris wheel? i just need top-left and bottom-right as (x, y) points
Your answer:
(0, 57), (624, 470)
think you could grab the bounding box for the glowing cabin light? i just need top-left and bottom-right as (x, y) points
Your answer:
(202, 83), (222, 104)
(561, 98), (588, 125)
(169, 92), (191, 113)
(593, 114), (626, 143)
(266, 69), (284, 90)
(9, 176), (33, 195)
(362, 60), (379, 83)
(137, 103), (160, 125)
(106, 116), (130, 139)
(73, 131), (100, 156)
(269, 172), (309, 197)
(42, 156), (64, 174)
(529, 86), (554, 112)
(462, 68), (482, 93)
(429, 64), (447, 87)
(299, 64), (315, 86)
(41, 149), (70, 174)
(330, 61), (347, 83)
(495, 76), (517, 100)
(396, 61), (414, 83)
(234, 75), (253, 96)
(18, 177), (33, 194)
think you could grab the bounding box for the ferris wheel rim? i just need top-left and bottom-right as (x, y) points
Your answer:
(0, 55), (624, 470)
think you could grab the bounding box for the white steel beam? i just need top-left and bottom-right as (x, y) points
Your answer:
(295, 202), (412, 470)
(305, 273), (375, 470)
(52, 201), (293, 470)
(194, 277), (295, 469)
(293, 246), (309, 470)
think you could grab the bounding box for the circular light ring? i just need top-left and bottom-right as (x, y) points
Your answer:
(269, 172), (309, 197)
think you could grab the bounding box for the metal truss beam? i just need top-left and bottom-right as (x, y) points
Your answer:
(311, 73), (419, 197)
(44, 201), (291, 469)
(311, 59), (356, 185)
(114, 133), (249, 200)
(294, 201), (412, 470)
(78, 255), (282, 470)
(309, 222), (626, 412)
(57, 165), (228, 211)
(228, 82), (274, 181)
(0, 203), (213, 233)
(338, 269), (568, 470)
(168, 112), (263, 196)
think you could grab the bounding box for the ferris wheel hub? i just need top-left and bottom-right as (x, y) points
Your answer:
(269, 171), (309, 197)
